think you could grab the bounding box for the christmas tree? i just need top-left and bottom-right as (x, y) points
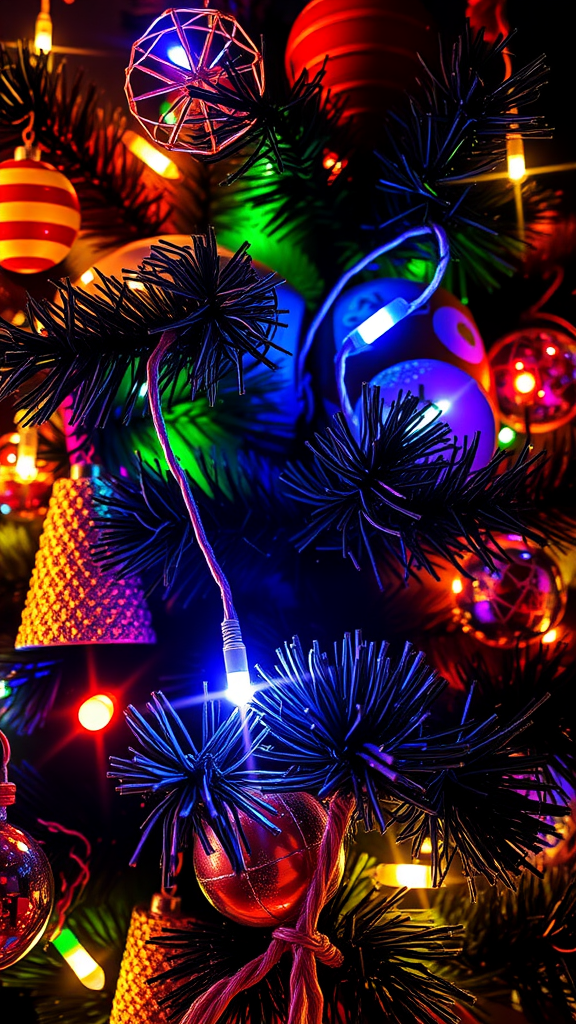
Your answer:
(2, 1), (576, 1022)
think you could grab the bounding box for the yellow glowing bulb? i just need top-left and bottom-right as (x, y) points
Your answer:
(514, 361), (524, 371)
(34, 9), (53, 53)
(542, 629), (557, 644)
(421, 837), (432, 854)
(451, 577), (463, 594)
(15, 453), (38, 482)
(80, 269), (95, 286)
(127, 279), (146, 291)
(78, 694), (115, 732)
(514, 371), (537, 395)
(6, 452), (17, 464)
(52, 929), (105, 990)
(546, 346), (557, 356)
(122, 131), (180, 179)
(376, 863), (432, 888)
(11, 311), (26, 326)
(507, 135), (526, 182)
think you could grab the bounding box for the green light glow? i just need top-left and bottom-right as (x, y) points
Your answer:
(498, 426), (517, 446)
(0, 679), (11, 698)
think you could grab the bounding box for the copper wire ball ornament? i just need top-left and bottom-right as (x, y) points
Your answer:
(124, 7), (265, 156)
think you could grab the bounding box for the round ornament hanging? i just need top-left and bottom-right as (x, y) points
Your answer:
(1, 731), (55, 969)
(125, 8), (264, 156)
(451, 536), (567, 648)
(361, 358), (497, 472)
(193, 791), (343, 927)
(489, 326), (576, 433)
(0, 155), (80, 274)
(285, 0), (436, 143)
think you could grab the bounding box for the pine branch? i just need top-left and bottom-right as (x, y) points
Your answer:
(151, 850), (469, 1024)
(0, 231), (285, 428)
(108, 693), (279, 885)
(453, 644), (576, 798)
(254, 633), (566, 894)
(373, 26), (550, 287)
(436, 868), (576, 1023)
(0, 653), (61, 735)
(91, 451), (295, 605)
(0, 42), (168, 244)
(283, 386), (552, 585)
(394, 700), (568, 898)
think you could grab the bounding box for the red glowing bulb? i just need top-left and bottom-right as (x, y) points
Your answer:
(78, 694), (115, 732)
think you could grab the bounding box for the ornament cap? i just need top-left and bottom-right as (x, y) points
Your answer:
(150, 892), (182, 917)
(70, 462), (102, 480)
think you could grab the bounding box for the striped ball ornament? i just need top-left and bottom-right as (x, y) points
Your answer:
(0, 158), (81, 274)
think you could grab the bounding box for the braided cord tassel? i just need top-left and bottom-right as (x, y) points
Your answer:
(181, 792), (355, 1024)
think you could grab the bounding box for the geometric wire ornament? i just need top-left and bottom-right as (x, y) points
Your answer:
(125, 8), (264, 156)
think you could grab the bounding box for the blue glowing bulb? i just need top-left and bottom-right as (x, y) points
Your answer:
(167, 44), (191, 69)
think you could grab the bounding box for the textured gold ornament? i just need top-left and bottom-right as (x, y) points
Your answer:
(110, 898), (190, 1024)
(15, 471), (156, 648)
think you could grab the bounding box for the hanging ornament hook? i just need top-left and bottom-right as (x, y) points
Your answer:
(14, 110), (40, 161)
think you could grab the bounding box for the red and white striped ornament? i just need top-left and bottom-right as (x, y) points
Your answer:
(0, 157), (81, 274)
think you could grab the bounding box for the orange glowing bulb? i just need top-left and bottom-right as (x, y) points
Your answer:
(542, 629), (557, 644)
(451, 578), (463, 594)
(546, 346), (556, 356)
(514, 371), (537, 395)
(78, 694), (115, 732)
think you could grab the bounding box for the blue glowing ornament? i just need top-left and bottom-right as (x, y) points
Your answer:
(355, 358), (497, 472)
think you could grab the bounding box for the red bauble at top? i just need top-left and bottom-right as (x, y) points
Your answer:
(193, 792), (343, 928)
(285, 0), (436, 143)
(489, 326), (576, 433)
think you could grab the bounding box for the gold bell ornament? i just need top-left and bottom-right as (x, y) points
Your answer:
(15, 465), (155, 648)
(109, 892), (194, 1024)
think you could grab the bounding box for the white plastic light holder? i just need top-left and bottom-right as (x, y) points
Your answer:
(347, 296), (411, 348)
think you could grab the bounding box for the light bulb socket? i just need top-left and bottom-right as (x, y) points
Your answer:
(222, 618), (249, 676)
(150, 892), (182, 917)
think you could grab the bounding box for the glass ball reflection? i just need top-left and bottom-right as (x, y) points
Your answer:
(489, 327), (576, 433)
(452, 537), (566, 647)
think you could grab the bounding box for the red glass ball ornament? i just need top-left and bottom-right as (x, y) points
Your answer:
(489, 327), (576, 433)
(0, 158), (80, 274)
(0, 819), (55, 968)
(451, 536), (566, 648)
(125, 8), (264, 156)
(193, 792), (342, 928)
(285, 0), (436, 143)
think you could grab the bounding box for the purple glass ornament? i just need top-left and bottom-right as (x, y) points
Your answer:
(354, 358), (497, 472)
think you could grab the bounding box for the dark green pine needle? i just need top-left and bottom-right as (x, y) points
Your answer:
(283, 385), (551, 585)
(108, 692), (278, 887)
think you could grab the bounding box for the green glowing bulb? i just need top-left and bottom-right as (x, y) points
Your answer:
(498, 426), (517, 446)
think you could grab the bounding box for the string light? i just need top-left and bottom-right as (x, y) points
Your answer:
(14, 419), (39, 482)
(514, 371), (537, 395)
(507, 135), (526, 182)
(451, 577), (463, 594)
(51, 928), (105, 990)
(225, 670), (254, 707)
(376, 863), (433, 888)
(34, 0), (53, 54)
(78, 694), (115, 732)
(498, 426), (517, 446)
(80, 269), (95, 286)
(542, 629), (558, 644)
(122, 130), (180, 179)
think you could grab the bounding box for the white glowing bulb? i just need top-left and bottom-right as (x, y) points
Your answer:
(80, 269), (95, 286)
(226, 670), (254, 706)
(15, 453), (38, 482)
(167, 44), (191, 69)
(348, 297), (410, 347)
